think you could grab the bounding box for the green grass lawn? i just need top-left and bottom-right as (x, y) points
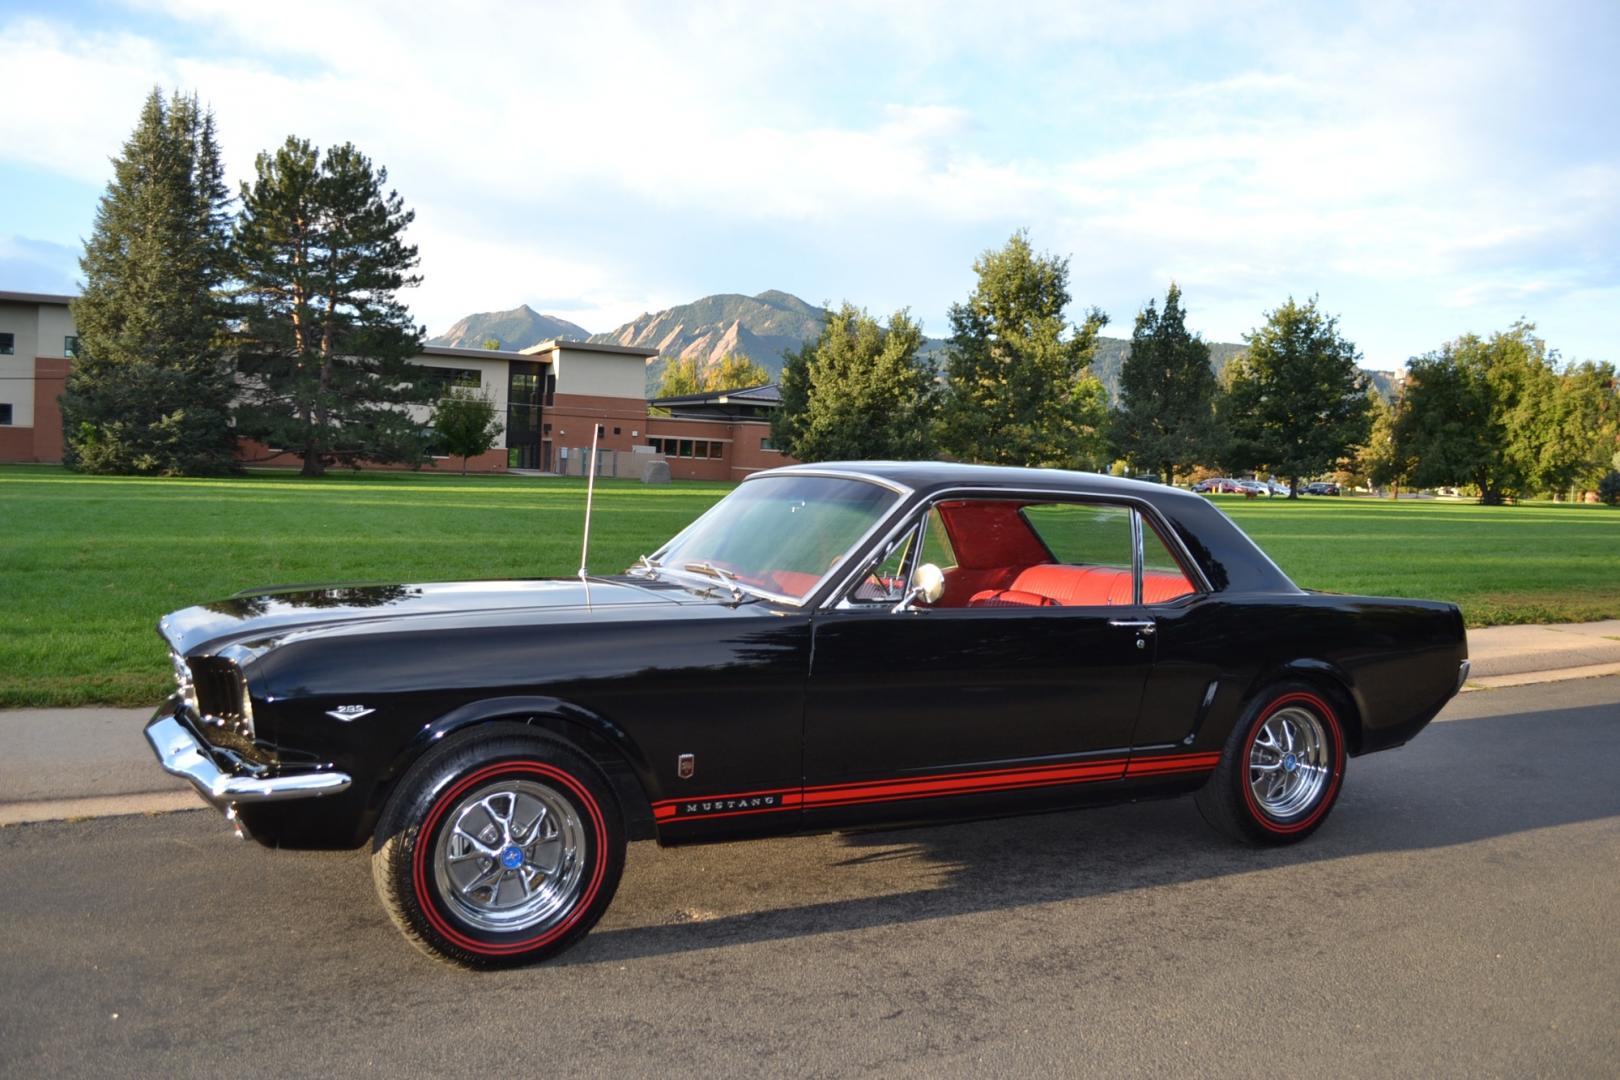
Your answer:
(1, 465), (1616, 708)
(0, 466), (729, 708)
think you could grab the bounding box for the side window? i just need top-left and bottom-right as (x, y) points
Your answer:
(0, 332), (14, 355)
(1020, 503), (1133, 569)
(1141, 517), (1198, 604)
(850, 526), (918, 603)
(919, 507), (956, 570)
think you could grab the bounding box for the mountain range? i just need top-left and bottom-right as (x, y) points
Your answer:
(429, 290), (1396, 400)
(427, 304), (590, 351)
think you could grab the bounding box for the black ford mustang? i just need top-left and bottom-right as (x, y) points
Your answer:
(146, 462), (1469, 967)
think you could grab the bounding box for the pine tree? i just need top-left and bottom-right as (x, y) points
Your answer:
(1222, 296), (1371, 497)
(772, 304), (936, 462)
(62, 88), (236, 475)
(1110, 283), (1220, 484)
(232, 137), (428, 476)
(939, 232), (1109, 467)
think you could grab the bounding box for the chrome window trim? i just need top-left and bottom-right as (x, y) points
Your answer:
(1131, 508), (1145, 606)
(650, 469), (914, 610)
(818, 484), (1214, 612)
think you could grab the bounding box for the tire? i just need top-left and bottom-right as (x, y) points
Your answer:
(371, 729), (625, 968)
(1196, 682), (1346, 845)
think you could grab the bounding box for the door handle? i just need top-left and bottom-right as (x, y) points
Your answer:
(1108, 619), (1156, 633)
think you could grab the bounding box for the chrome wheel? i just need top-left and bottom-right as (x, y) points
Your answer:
(1248, 705), (1330, 820)
(431, 778), (587, 934)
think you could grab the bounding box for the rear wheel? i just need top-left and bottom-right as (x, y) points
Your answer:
(1196, 683), (1346, 845)
(372, 730), (624, 968)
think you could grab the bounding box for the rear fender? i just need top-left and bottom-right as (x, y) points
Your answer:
(1244, 658), (1368, 755)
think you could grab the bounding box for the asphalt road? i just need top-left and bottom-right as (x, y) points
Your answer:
(2, 678), (1616, 1079)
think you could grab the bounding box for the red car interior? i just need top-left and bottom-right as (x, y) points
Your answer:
(751, 497), (1198, 608)
(935, 498), (1197, 609)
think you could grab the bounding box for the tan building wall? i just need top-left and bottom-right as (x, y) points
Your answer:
(0, 293), (75, 458)
(527, 341), (648, 400)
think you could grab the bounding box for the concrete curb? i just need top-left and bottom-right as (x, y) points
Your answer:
(0, 792), (202, 827)
(1461, 661), (1620, 692)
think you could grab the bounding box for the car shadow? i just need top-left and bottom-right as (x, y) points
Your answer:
(561, 700), (1620, 966)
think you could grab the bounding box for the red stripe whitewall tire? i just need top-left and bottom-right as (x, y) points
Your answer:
(1195, 682), (1347, 846)
(371, 728), (625, 969)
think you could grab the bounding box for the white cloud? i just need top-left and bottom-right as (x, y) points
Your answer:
(1, 1), (1614, 360)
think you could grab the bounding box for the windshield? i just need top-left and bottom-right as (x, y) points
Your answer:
(652, 474), (901, 601)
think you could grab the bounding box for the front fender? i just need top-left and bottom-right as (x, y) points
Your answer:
(356, 695), (657, 841)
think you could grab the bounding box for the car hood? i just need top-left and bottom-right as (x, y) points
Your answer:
(159, 577), (713, 657)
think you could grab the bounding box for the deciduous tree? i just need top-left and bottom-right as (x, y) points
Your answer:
(654, 356), (705, 398)
(705, 353), (770, 392)
(939, 232), (1109, 467)
(232, 137), (428, 476)
(62, 88), (236, 475)
(1396, 323), (1561, 504)
(1354, 389), (1411, 498)
(1110, 283), (1220, 484)
(1222, 296), (1370, 497)
(772, 304), (936, 462)
(655, 353), (771, 398)
(432, 388), (502, 475)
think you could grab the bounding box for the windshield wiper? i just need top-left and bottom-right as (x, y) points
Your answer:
(681, 561), (746, 602)
(632, 554), (661, 579)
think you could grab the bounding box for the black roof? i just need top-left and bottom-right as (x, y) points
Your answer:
(650, 383), (781, 408)
(768, 460), (1205, 504)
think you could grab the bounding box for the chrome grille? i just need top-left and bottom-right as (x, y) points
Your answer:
(186, 656), (255, 738)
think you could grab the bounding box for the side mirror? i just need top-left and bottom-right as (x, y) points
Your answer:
(893, 562), (945, 613)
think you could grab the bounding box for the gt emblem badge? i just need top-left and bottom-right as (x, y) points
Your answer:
(677, 753), (695, 780)
(325, 705), (376, 722)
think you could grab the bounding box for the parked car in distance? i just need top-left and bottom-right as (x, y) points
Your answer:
(1237, 480), (1271, 497)
(1304, 482), (1342, 496)
(146, 462), (1469, 968)
(1193, 477), (1244, 494)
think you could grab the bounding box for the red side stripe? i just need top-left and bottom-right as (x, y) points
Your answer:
(653, 751), (1220, 823)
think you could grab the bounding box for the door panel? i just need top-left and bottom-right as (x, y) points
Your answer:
(804, 606), (1154, 819)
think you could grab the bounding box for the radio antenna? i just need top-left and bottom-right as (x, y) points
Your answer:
(578, 423), (602, 578)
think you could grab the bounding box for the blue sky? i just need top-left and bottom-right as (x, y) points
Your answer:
(1, 0), (1616, 370)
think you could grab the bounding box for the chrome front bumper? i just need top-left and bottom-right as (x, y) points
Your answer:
(145, 713), (352, 808)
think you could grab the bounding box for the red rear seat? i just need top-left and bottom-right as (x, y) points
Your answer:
(965, 564), (1194, 608)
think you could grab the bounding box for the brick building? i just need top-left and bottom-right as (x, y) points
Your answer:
(1, 290), (795, 479)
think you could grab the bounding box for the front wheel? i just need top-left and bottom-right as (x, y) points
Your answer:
(1196, 683), (1346, 845)
(372, 731), (625, 968)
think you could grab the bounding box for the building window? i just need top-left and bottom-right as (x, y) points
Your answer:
(544, 372), (556, 406)
(761, 436), (778, 452)
(709, 442), (723, 459)
(64, 335), (79, 358)
(613, 427), (621, 436)
(543, 423), (552, 435)
(418, 366), (481, 394)
(0, 403), (12, 425)
(0, 333), (13, 355)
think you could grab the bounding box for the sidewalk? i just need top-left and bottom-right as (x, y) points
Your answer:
(3, 620), (1619, 825)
